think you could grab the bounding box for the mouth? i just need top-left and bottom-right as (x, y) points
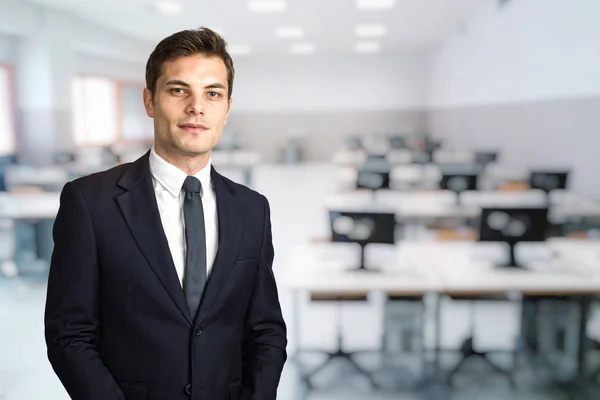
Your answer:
(179, 123), (209, 133)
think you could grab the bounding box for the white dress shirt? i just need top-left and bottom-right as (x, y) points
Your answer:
(149, 146), (219, 287)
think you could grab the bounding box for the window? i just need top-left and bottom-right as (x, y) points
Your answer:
(120, 83), (153, 142)
(0, 64), (16, 155)
(72, 75), (118, 146)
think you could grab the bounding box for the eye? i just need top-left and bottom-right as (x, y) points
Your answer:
(208, 91), (221, 98)
(171, 88), (186, 94)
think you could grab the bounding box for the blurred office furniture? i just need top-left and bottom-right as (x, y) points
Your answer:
(459, 189), (548, 209)
(328, 204), (396, 272)
(432, 150), (475, 165)
(446, 207), (550, 387)
(388, 134), (409, 149)
(389, 165), (424, 190)
(475, 151), (499, 167)
(386, 148), (413, 165)
(0, 154), (16, 191)
(440, 172), (479, 197)
(281, 137), (303, 164)
(4, 164), (68, 192)
(287, 242), (439, 390)
(530, 170), (570, 193)
(0, 218), (17, 278)
(0, 192), (60, 275)
(211, 149), (261, 186)
(479, 207), (550, 269)
(356, 163), (391, 193)
(111, 143), (151, 164)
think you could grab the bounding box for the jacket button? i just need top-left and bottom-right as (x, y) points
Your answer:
(185, 384), (192, 395)
(195, 327), (203, 336)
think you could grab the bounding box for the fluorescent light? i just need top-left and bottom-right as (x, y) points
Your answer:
(356, 0), (395, 10)
(355, 41), (381, 54)
(228, 44), (252, 56)
(290, 43), (315, 55)
(155, 1), (183, 15)
(274, 26), (305, 39)
(248, 1), (286, 12)
(355, 24), (387, 37)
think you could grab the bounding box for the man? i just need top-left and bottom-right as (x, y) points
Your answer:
(44, 27), (287, 400)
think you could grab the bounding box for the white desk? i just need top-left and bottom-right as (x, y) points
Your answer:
(0, 192), (60, 275)
(286, 244), (442, 295)
(285, 240), (599, 383)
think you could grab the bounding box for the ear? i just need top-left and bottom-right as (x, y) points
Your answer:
(143, 87), (155, 117)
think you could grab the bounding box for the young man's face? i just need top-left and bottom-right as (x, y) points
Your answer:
(144, 54), (232, 160)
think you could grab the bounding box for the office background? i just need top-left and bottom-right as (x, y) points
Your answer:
(1, 0), (600, 399)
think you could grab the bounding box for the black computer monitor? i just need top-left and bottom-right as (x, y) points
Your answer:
(475, 151), (498, 166)
(329, 210), (396, 271)
(440, 173), (478, 194)
(529, 170), (569, 192)
(478, 207), (549, 268)
(356, 170), (390, 191)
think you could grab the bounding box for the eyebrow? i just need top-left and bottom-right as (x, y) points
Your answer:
(165, 80), (226, 91)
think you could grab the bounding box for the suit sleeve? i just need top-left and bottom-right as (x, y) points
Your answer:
(241, 195), (288, 400)
(44, 181), (125, 400)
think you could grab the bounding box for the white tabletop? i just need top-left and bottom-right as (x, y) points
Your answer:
(284, 244), (442, 294)
(284, 241), (600, 296)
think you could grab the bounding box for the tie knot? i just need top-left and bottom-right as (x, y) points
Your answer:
(182, 176), (202, 194)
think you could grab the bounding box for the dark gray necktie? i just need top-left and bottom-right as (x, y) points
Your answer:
(182, 176), (207, 320)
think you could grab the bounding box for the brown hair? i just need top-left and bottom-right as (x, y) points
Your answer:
(145, 27), (234, 99)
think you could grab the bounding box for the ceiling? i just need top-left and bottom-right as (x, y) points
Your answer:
(26, 0), (484, 56)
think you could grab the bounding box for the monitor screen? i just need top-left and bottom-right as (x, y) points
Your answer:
(475, 151), (498, 165)
(479, 207), (549, 245)
(530, 171), (569, 192)
(356, 170), (390, 190)
(440, 173), (478, 193)
(329, 211), (395, 245)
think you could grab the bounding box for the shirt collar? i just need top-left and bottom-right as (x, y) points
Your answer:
(149, 145), (212, 197)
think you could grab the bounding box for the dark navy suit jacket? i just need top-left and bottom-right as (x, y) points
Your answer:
(44, 151), (287, 400)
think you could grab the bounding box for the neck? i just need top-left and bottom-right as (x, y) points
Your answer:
(154, 145), (210, 176)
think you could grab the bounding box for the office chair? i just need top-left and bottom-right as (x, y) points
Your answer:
(298, 211), (396, 390)
(299, 291), (379, 390)
(447, 207), (550, 388)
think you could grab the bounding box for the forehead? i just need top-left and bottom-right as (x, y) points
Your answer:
(160, 54), (228, 85)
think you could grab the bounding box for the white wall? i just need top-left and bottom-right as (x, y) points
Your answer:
(233, 53), (428, 112)
(75, 53), (145, 83)
(0, 0), (152, 71)
(0, 33), (16, 63)
(428, 0), (600, 107)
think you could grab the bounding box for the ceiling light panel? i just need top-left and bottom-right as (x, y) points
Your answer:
(356, 0), (395, 10)
(274, 26), (305, 39)
(248, 0), (286, 13)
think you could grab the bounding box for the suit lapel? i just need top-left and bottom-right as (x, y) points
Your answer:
(195, 167), (243, 326)
(116, 152), (193, 326)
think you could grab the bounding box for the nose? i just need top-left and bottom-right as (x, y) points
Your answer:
(185, 94), (205, 115)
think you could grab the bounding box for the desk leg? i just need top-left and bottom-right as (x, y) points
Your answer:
(433, 293), (441, 378)
(554, 295), (595, 400)
(576, 295), (591, 378)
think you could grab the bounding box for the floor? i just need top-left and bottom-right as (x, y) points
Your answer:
(0, 162), (598, 399)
